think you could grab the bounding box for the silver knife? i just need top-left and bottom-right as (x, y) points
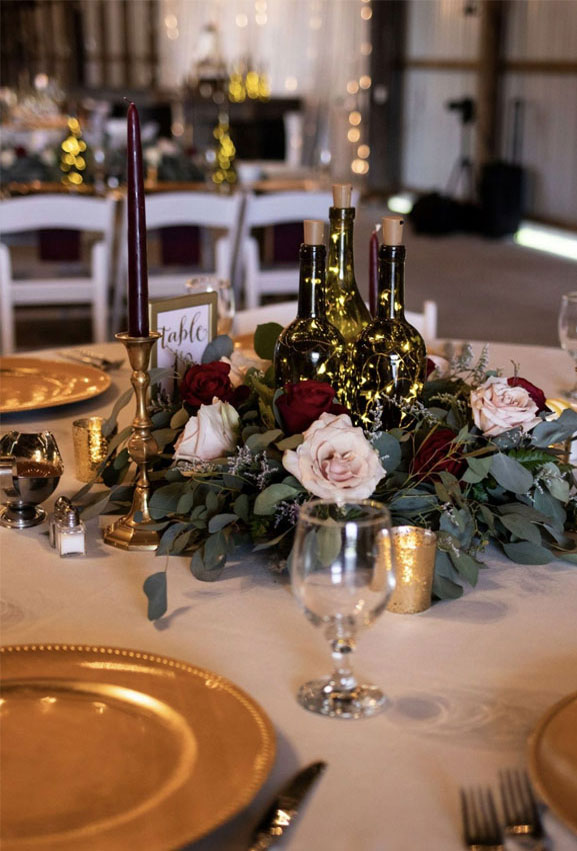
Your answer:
(248, 761), (327, 850)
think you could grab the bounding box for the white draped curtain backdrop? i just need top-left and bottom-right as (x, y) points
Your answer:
(158, 0), (371, 176)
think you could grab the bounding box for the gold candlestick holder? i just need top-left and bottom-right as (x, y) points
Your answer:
(103, 331), (161, 551)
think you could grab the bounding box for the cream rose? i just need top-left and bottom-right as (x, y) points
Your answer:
(282, 412), (386, 501)
(220, 348), (270, 387)
(174, 399), (239, 462)
(470, 376), (541, 437)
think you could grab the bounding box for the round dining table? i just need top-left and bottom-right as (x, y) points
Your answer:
(1, 332), (576, 851)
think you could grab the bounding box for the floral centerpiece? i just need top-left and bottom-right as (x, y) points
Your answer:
(78, 325), (577, 621)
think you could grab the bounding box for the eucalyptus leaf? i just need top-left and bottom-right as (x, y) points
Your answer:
(113, 448), (130, 470)
(316, 522), (342, 567)
(206, 489), (219, 515)
(79, 490), (112, 520)
(149, 482), (188, 519)
(389, 489), (438, 513)
(500, 514), (542, 546)
(102, 388), (133, 438)
(531, 408), (577, 447)
(253, 528), (292, 550)
(143, 572), (167, 620)
(170, 407), (190, 429)
(462, 455), (493, 483)
(152, 428), (178, 452)
(490, 453), (533, 494)
(157, 522), (190, 555)
(533, 489), (566, 529)
(432, 574), (464, 600)
(204, 531), (227, 571)
(190, 547), (225, 581)
(233, 493), (250, 523)
(502, 541), (553, 564)
(448, 549), (479, 586)
(371, 433), (402, 472)
(208, 513), (238, 533)
(254, 323), (283, 360)
(176, 491), (195, 515)
(276, 434), (304, 451)
(254, 483), (300, 515)
(201, 334), (234, 363)
(246, 429), (283, 453)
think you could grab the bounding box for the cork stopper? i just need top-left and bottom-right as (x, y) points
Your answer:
(332, 183), (352, 208)
(303, 219), (324, 245)
(382, 215), (405, 246)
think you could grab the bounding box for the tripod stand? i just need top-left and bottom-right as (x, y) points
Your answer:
(446, 97), (476, 201)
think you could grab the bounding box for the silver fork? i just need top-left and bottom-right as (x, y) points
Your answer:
(58, 351), (124, 371)
(499, 769), (546, 849)
(460, 786), (503, 850)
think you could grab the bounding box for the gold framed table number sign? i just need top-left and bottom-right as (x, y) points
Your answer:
(149, 292), (219, 372)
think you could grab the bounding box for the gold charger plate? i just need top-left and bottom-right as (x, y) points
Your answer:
(0, 357), (111, 413)
(0, 644), (276, 850)
(528, 690), (577, 835)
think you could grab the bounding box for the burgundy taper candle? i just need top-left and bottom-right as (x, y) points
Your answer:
(126, 102), (149, 337)
(369, 226), (379, 316)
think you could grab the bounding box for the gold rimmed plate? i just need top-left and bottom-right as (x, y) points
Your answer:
(528, 690), (577, 835)
(0, 644), (276, 850)
(0, 357), (111, 413)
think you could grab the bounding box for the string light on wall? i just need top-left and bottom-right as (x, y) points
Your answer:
(165, 11), (179, 40)
(347, 1), (372, 179)
(60, 117), (87, 186)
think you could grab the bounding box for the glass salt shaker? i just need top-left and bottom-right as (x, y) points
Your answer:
(56, 504), (86, 557)
(50, 496), (71, 548)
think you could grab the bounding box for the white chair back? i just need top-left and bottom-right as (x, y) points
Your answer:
(112, 190), (244, 332)
(0, 194), (116, 354)
(406, 301), (438, 342)
(239, 189), (360, 309)
(233, 298), (438, 342)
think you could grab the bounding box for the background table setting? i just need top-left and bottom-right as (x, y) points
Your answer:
(1, 329), (577, 851)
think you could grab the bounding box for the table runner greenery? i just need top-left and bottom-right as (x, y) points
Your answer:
(74, 326), (577, 621)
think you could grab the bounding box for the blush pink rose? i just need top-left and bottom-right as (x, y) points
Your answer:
(470, 376), (541, 437)
(282, 412), (386, 501)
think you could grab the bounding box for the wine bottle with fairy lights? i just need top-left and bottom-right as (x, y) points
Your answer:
(274, 220), (345, 398)
(352, 216), (426, 429)
(325, 183), (370, 343)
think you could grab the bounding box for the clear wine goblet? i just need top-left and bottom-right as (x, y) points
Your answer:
(558, 292), (577, 401)
(290, 499), (396, 719)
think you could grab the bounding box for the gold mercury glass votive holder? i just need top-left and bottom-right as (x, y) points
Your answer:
(386, 526), (438, 614)
(72, 417), (113, 482)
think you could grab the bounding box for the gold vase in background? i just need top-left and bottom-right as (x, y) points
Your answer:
(72, 417), (113, 482)
(386, 526), (437, 614)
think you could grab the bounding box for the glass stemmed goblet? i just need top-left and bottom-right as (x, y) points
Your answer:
(558, 292), (577, 401)
(290, 499), (395, 720)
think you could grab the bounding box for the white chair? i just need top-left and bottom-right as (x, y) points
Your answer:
(406, 301), (438, 342)
(112, 190), (244, 331)
(233, 298), (438, 341)
(239, 189), (360, 309)
(0, 194), (116, 355)
(233, 301), (297, 335)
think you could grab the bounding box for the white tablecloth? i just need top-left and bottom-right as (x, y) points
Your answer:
(1, 338), (577, 851)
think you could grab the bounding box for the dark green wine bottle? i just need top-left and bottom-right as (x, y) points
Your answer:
(274, 220), (345, 398)
(325, 183), (370, 343)
(352, 215), (426, 429)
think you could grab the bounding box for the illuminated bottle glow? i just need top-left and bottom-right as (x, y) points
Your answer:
(352, 216), (426, 429)
(274, 220), (345, 398)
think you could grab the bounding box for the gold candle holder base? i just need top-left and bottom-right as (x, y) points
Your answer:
(103, 332), (161, 552)
(386, 526), (437, 614)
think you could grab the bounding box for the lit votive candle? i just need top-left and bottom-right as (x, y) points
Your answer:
(72, 417), (111, 482)
(386, 526), (437, 614)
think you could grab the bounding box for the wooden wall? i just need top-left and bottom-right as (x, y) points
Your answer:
(399, 0), (577, 228)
